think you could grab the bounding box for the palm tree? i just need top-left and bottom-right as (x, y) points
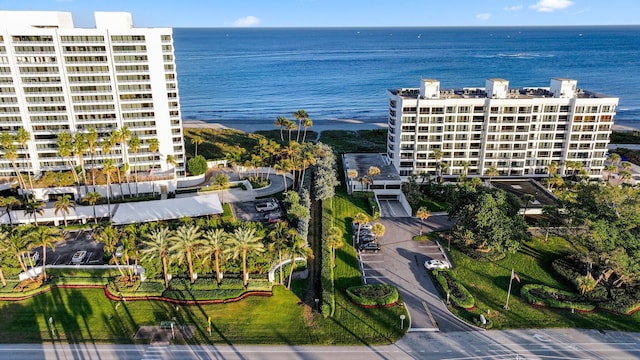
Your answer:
(57, 132), (80, 185)
(128, 135), (142, 196)
(269, 222), (292, 284)
(367, 166), (380, 190)
(225, 226), (264, 288)
(166, 154), (178, 180)
(86, 128), (99, 188)
(352, 212), (370, 245)
(121, 224), (139, 281)
(147, 138), (160, 194)
(0, 225), (34, 279)
(460, 160), (471, 178)
(371, 222), (385, 240)
(521, 193), (535, 217)
(274, 158), (294, 191)
(95, 225), (126, 278)
(101, 159), (117, 220)
(293, 109), (309, 142)
(284, 119), (297, 142)
(26, 226), (62, 282)
(15, 128), (34, 191)
(140, 226), (172, 289)
(73, 132), (89, 190)
(53, 194), (76, 227)
(546, 161), (559, 178)
(214, 173), (230, 202)
(3, 144), (26, 193)
(486, 166), (499, 183)
(607, 153), (621, 166)
(169, 224), (203, 284)
(23, 200), (44, 226)
(287, 232), (312, 290)
(301, 117), (313, 143)
(191, 135), (204, 157)
(274, 116), (288, 142)
(201, 228), (228, 285)
(347, 169), (358, 193)
(84, 191), (101, 224)
(0, 196), (21, 226)
(359, 175), (371, 192)
(548, 173), (564, 189)
(325, 226), (343, 269)
(416, 206), (431, 235)
(605, 164), (618, 181)
(619, 169), (632, 184)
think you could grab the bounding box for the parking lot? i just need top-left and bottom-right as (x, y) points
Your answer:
(232, 198), (285, 225)
(27, 230), (106, 266)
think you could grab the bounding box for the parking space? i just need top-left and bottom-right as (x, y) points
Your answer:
(45, 229), (105, 265)
(231, 198), (285, 225)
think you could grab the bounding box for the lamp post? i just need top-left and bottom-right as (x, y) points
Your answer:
(314, 298), (319, 312)
(400, 314), (406, 329)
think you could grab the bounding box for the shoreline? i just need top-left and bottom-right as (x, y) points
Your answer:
(183, 119), (640, 133)
(183, 119), (387, 133)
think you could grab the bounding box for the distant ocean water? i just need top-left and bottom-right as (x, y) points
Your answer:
(173, 26), (640, 130)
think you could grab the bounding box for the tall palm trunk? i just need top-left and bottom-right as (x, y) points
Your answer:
(187, 249), (195, 283)
(242, 250), (248, 288)
(161, 253), (169, 289)
(41, 244), (48, 281)
(215, 251), (222, 285)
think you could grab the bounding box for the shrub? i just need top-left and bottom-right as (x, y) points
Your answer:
(187, 155), (208, 176)
(352, 191), (380, 220)
(520, 284), (596, 311)
(346, 284), (399, 306)
(434, 270), (475, 309)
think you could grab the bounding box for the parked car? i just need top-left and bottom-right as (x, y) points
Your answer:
(71, 250), (87, 264)
(352, 222), (372, 231)
(424, 259), (450, 270)
(358, 242), (381, 253)
(357, 235), (376, 244)
(256, 201), (278, 212)
(264, 211), (283, 220)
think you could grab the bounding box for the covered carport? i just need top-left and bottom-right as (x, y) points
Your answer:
(111, 193), (223, 225)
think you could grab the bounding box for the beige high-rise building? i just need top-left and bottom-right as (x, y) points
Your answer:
(387, 78), (618, 179)
(0, 11), (185, 180)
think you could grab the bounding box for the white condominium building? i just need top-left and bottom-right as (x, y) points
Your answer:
(0, 11), (185, 179)
(387, 78), (618, 179)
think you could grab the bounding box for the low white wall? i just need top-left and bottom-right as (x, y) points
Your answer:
(177, 174), (205, 188)
(26, 180), (177, 201)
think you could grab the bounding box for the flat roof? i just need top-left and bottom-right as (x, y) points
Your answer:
(390, 87), (613, 100)
(343, 153), (401, 182)
(490, 179), (557, 207)
(111, 193), (223, 225)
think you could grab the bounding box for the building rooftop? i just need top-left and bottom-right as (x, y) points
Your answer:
(343, 153), (401, 182)
(390, 78), (615, 100)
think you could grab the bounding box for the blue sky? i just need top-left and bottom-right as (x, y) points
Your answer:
(0, 0), (637, 27)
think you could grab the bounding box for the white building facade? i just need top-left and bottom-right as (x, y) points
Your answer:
(387, 78), (618, 179)
(0, 11), (185, 179)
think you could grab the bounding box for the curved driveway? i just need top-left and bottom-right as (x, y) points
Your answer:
(368, 215), (476, 332)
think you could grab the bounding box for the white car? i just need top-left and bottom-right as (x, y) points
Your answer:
(424, 259), (450, 270)
(256, 201), (278, 212)
(71, 250), (87, 264)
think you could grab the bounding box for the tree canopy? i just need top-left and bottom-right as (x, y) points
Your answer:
(448, 187), (530, 259)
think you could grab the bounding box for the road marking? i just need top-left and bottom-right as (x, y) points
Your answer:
(362, 260), (384, 263)
(422, 301), (439, 329)
(53, 255), (61, 265)
(408, 327), (439, 332)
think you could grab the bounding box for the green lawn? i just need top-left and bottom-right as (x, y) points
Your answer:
(318, 130), (387, 154)
(445, 236), (640, 330)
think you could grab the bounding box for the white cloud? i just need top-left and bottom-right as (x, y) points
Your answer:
(232, 16), (261, 27)
(504, 5), (524, 11)
(529, 0), (574, 12)
(475, 13), (492, 20)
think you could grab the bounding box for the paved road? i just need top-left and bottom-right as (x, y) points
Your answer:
(369, 215), (475, 333)
(1, 329), (637, 359)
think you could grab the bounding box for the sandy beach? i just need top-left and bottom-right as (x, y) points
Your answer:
(183, 119), (388, 133)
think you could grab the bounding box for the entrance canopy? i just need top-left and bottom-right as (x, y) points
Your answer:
(111, 193), (223, 225)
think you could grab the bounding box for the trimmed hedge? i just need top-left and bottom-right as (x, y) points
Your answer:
(521, 284), (596, 311)
(163, 289), (245, 301)
(346, 284), (399, 307)
(320, 199), (336, 317)
(352, 191), (380, 220)
(434, 270), (475, 309)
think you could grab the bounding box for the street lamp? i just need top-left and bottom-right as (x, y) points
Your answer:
(314, 298), (319, 312)
(400, 314), (406, 329)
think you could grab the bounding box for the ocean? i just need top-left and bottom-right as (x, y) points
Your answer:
(173, 26), (640, 130)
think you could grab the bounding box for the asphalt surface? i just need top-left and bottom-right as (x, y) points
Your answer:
(0, 328), (637, 359)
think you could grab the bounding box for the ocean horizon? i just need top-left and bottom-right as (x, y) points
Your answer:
(173, 26), (640, 130)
